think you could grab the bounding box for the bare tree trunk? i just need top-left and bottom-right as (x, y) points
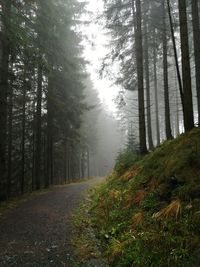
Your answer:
(64, 140), (67, 184)
(87, 148), (90, 178)
(144, 1), (154, 150)
(7, 66), (13, 197)
(46, 77), (53, 187)
(153, 28), (160, 146)
(67, 157), (70, 182)
(176, 88), (180, 136)
(81, 151), (85, 178)
(162, 1), (173, 140)
(167, 0), (183, 107)
(21, 69), (26, 195)
(31, 97), (36, 191)
(191, 0), (200, 125)
(35, 64), (42, 190)
(135, 0), (147, 154)
(178, 0), (194, 131)
(0, 0), (11, 200)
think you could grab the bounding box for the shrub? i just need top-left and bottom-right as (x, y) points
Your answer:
(114, 149), (138, 176)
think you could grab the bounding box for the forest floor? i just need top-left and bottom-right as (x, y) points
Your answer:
(0, 177), (103, 267)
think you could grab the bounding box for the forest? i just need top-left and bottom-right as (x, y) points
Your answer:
(0, 0), (200, 266)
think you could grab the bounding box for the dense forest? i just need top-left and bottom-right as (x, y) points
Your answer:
(0, 0), (92, 200)
(81, 1), (200, 266)
(0, 0), (200, 266)
(0, 0), (199, 199)
(101, 0), (200, 153)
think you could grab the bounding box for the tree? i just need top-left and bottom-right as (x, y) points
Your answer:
(144, 0), (154, 150)
(134, 0), (147, 154)
(162, 1), (173, 140)
(0, 0), (11, 200)
(191, 0), (200, 126)
(0, 0), (89, 200)
(178, 0), (194, 131)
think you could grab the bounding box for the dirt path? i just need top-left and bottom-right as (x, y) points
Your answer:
(0, 177), (103, 267)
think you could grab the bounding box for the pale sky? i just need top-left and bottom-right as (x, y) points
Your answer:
(81, 0), (120, 112)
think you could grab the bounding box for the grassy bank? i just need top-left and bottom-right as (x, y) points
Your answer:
(88, 128), (200, 266)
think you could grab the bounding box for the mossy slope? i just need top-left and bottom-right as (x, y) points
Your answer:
(91, 128), (200, 267)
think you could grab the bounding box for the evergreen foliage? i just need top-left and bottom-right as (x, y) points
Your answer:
(0, 0), (91, 199)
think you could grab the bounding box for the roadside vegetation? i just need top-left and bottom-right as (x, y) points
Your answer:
(75, 127), (200, 267)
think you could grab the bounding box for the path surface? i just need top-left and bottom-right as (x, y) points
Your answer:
(0, 178), (103, 267)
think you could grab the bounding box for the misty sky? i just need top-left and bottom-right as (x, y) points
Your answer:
(82, 0), (120, 112)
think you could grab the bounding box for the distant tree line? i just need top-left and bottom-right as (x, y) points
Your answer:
(102, 0), (200, 154)
(0, 0), (91, 201)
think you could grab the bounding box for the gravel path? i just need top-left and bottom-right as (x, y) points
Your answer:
(0, 178), (103, 267)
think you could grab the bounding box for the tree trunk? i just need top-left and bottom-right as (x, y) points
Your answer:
(144, 2), (154, 150)
(46, 75), (53, 187)
(167, 0), (184, 107)
(191, 0), (200, 126)
(178, 0), (194, 131)
(21, 68), (27, 195)
(64, 140), (67, 184)
(153, 28), (160, 146)
(87, 148), (90, 178)
(7, 66), (13, 197)
(34, 64), (42, 190)
(0, 0), (11, 200)
(162, 1), (173, 140)
(81, 151), (85, 178)
(175, 87), (180, 136)
(67, 157), (70, 182)
(135, 0), (147, 154)
(31, 97), (36, 191)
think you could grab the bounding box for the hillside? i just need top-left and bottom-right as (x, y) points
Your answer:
(90, 128), (200, 267)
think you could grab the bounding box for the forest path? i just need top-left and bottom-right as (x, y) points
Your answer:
(0, 177), (103, 267)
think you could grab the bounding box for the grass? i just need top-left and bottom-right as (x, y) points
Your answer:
(81, 127), (200, 267)
(71, 190), (108, 266)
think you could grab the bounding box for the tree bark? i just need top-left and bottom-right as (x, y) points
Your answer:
(0, 0), (11, 200)
(21, 68), (27, 195)
(34, 64), (42, 190)
(191, 0), (200, 126)
(64, 140), (67, 184)
(167, 0), (184, 107)
(87, 148), (90, 178)
(144, 1), (154, 150)
(153, 28), (160, 146)
(7, 65), (13, 197)
(135, 0), (147, 154)
(162, 1), (173, 140)
(178, 0), (194, 131)
(46, 75), (53, 187)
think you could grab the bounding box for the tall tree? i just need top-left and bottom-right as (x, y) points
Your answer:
(178, 0), (194, 131)
(153, 28), (160, 146)
(167, 0), (183, 107)
(135, 0), (147, 154)
(191, 0), (200, 125)
(0, 0), (11, 199)
(34, 63), (43, 190)
(144, 0), (154, 150)
(162, 1), (173, 140)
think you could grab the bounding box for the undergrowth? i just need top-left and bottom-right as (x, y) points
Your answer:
(89, 128), (200, 267)
(71, 191), (108, 266)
